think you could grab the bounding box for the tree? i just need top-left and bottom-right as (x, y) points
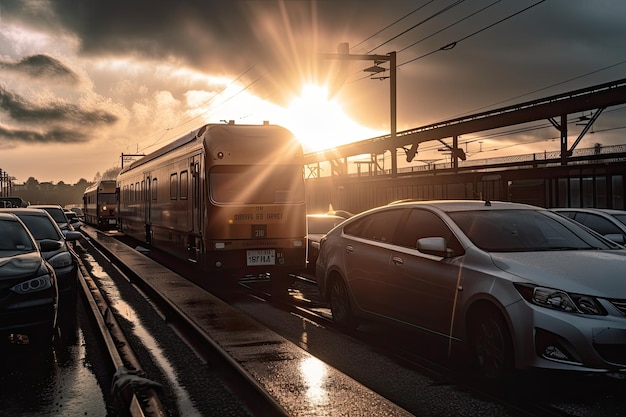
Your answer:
(101, 166), (122, 180)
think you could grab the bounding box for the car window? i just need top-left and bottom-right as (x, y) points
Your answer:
(579, 213), (622, 235)
(343, 209), (405, 243)
(308, 217), (343, 234)
(15, 215), (61, 240)
(46, 209), (68, 223)
(394, 209), (464, 256)
(0, 220), (35, 253)
(449, 209), (612, 252)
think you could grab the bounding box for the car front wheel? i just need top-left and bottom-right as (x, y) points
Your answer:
(329, 276), (357, 329)
(467, 305), (514, 380)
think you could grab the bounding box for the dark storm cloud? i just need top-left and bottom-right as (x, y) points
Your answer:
(18, 0), (392, 101)
(0, 55), (79, 84)
(0, 124), (87, 144)
(0, 86), (117, 125)
(48, 1), (271, 66)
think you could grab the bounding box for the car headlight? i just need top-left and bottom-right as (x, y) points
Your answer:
(48, 251), (73, 269)
(11, 275), (54, 294)
(514, 283), (606, 315)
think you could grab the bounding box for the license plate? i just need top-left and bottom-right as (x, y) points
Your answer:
(108, 219), (117, 224)
(247, 249), (275, 266)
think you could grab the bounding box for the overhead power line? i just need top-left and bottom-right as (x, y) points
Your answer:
(398, 0), (547, 67)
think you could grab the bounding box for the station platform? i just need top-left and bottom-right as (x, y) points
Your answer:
(81, 226), (413, 417)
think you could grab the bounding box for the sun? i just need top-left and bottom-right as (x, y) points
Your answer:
(281, 84), (382, 153)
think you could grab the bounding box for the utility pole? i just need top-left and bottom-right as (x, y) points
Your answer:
(320, 44), (398, 176)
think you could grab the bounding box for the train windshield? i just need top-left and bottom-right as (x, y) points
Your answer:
(98, 193), (116, 205)
(210, 165), (304, 204)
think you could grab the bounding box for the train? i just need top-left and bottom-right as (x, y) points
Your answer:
(116, 122), (307, 289)
(83, 180), (118, 230)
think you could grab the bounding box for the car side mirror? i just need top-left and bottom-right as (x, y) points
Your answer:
(417, 237), (452, 258)
(39, 239), (63, 252)
(63, 231), (83, 241)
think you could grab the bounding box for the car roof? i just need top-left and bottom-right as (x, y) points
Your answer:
(0, 207), (53, 216)
(0, 212), (20, 221)
(307, 213), (346, 219)
(385, 199), (541, 212)
(552, 207), (625, 215)
(29, 204), (64, 209)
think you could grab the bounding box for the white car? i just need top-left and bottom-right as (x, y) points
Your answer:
(316, 200), (626, 379)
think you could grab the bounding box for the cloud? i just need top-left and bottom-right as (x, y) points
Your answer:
(0, 54), (79, 84)
(0, 124), (87, 144)
(0, 85), (117, 125)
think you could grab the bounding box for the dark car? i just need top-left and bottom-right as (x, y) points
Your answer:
(316, 200), (626, 379)
(70, 207), (85, 222)
(1, 208), (81, 297)
(29, 204), (73, 233)
(305, 213), (347, 274)
(64, 209), (83, 230)
(552, 208), (626, 244)
(0, 212), (58, 345)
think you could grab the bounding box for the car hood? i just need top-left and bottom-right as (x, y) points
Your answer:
(489, 250), (626, 297)
(0, 252), (45, 280)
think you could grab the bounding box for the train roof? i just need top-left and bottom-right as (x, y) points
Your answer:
(84, 179), (118, 194)
(118, 123), (297, 175)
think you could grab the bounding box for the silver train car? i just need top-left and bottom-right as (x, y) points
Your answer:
(116, 122), (307, 288)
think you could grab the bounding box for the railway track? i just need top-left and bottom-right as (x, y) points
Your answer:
(76, 233), (291, 417)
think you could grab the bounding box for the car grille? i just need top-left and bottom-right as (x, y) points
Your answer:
(608, 298), (626, 316)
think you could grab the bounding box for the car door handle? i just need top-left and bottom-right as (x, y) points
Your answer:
(392, 256), (403, 265)
(345, 245), (354, 253)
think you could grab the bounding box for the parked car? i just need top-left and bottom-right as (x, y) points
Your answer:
(0, 196), (29, 208)
(64, 209), (83, 230)
(29, 204), (73, 233)
(305, 213), (347, 273)
(0, 208), (81, 298)
(552, 208), (626, 244)
(70, 207), (85, 222)
(315, 200), (626, 379)
(0, 212), (58, 345)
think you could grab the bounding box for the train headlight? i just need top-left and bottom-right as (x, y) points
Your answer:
(217, 151), (224, 159)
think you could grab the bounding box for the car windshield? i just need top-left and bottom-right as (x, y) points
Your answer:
(449, 209), (614, 252)
(611, 213), (626, 226)
(15, 215), (61, 240)
(0, 220), (36, 254)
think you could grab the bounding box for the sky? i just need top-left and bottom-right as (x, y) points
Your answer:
(0, 0), (625, 185)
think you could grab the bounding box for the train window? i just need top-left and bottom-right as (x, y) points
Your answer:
(210, 165), (304, 204)
(180, 171), (188, 199)
(152, 179), (158, 200)
(170, 173), (178, 200)
(130, 183), (135, 202)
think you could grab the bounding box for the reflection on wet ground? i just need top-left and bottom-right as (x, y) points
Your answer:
(83, 253), (201, 416)
(0, 297), (107, 416)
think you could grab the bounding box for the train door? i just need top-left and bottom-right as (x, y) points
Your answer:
(188, 155), (202, 262)
(145, 173), (152, 244)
